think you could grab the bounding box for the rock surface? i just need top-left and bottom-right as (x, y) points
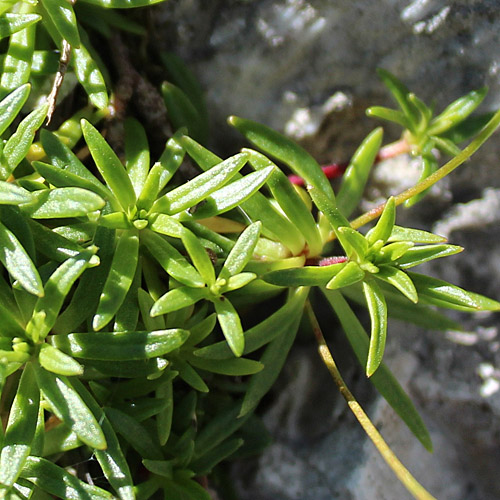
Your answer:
(157, 1), (500, 498)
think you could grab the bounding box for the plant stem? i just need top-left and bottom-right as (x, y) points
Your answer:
(305, 300), (437, 500)
(349, 107), (500, 231)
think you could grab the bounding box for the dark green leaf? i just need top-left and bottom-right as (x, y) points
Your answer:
(0, 182), (31, 206)
(41, 0), (80, 47)
(323, 289), (433, 451)
(188, 354), (263, 376)
(79, 0), (165, 8)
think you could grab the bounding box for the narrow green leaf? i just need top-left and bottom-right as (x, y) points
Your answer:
(20, 457), (114, 499)
(71, 379), (135, 500)
(0, 104), (48, 180)
(30, 49), (60, 75)
(0, 4), (36, 98)
(191, 438), (243, 476)
(188, 354), (263, 376)
(337, 128), (384, 217)
(51, 329), (189, 360)
(375, 265), (418, 303)
(213, 296), (244, 357)
(180, 135), (306, 255)
(366, 197), (396, 245)
(363, 280), (388, 377)
(239, 299), (304, 417)
(183, 167), (275, 220)
(195, 287), (308, 359)
(20, 187), (105, 219)
(0, 363), (39, 489)
(114, 260), (141, 332)
(326, 261), (364, 290)
(0, 14), (40, 40)
(220, 222), (261, 279)
(41, 0), (80, 47)
(72, 42), (108, 109)
(245, 149), (321, 255)
(0, 84), (30, 136)
(125, 118), (149, 197)
(156, 377), (174, 445)
(429, 87), (488, 135)
(388, 225), (446, 243)
(82, 120), (135, 211)
(0, 182), (31, 205)
(93, 230), (139, 331)
(0, 221), (43, 297)
(223, 273), (256, 292)
(431, 135), (461, 156)
(337, 227), (369, 260)
(376, 69), (418, 128)
(34, 366), (106, 450)
(162, 82), (206, 143)
(307, 184), (350, 236)
(263, 262), (345, 287)
(181, 227), (215, 286)
(228, 115), (334, 197)
(85, 358), (168, 379)
(26, 247), (98, 341)
(32, 160), (114, 203)
(151, 153), (248, 215)
(441, 112), (494, 144)
(105, 408), (163, 461)
(79, 0), (165, 8)
(407, 271), (482, 310)
(39, 344), (83, 376)
(366, 106), (410, 128)
(375, 241), (414, 264)
(323, 289), (433, 451)
(395, 244), (463, 269)
(151, 287), (208, 317)
(175, 359), (209, 392)
(142, 229), (204, 287)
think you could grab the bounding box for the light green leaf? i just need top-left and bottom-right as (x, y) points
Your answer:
(82, 120), (135, 211)
(41, 0), (80, 47)
(0, 84), (30, 136)
(20, 187), (105, 219)
(72, 42), (108, 109)
(0, 104), (48, 180)
(141, 229), (204, 287)
(0, 181), (32, 205)
(34, 366), (106, 450)
(151, 153), (248, 215)
(245, 149), (321, 255)
(388, 225), (446, 243)
(181, 226), (215, 286)
(337, 227), (369, 260)
(125, 117), (150, 197)
(183, 167), (275, 220)
(39, 344), (84, 376)
(20, 456), (114, 500)
(51, 329), (189, 360)
(93, 230), (139, 331)
(228, 115), (334, 197)
(0, 13), (40, 40)
(220, 222), (261, 279)
(213, 296), (244, 357)
(151, 287), (208, 317)
(263, 262), (345, 287)
(0, 363), (39, 489)
(429, 87), (487, 135)
(366, 106), (410, 128)
(375, 265), (418, 303)
(326, 261), (364, 289)
(337, 128), (383, 217)
(366, 197), (396, 245)
(223, 273), (256, 292)
(394, 244), (463, 269)
(0, 221), (43, 297)
(26, 247), (98, 341)
(375, 241), (414, 264)
(363, 280), (388, 377)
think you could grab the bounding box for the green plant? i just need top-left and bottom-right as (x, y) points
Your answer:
(0, 2), (499, 499)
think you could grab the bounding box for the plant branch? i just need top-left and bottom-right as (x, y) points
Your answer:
(305, 300), (437, 500)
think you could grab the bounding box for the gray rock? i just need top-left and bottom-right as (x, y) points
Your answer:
(156, 1), (500, 498)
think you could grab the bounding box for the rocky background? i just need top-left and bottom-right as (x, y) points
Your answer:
(156, 1), (500, 498)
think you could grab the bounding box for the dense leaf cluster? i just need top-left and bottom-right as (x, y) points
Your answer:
(0, 1), (499, 500)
